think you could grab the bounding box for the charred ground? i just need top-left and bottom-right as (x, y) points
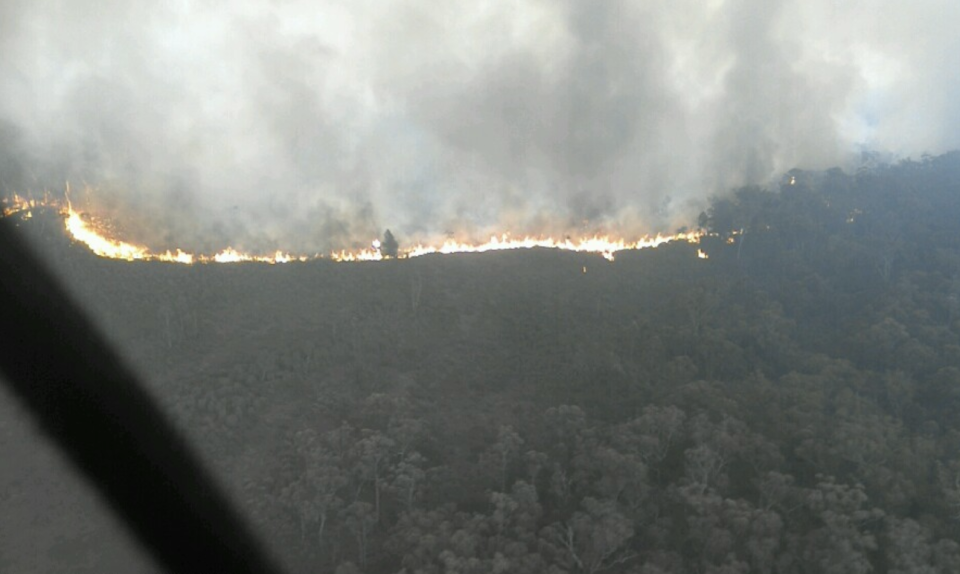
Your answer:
(3, 152), (960, 573)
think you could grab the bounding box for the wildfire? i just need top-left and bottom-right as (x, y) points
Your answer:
(2, 193), (706, 264)
(401, 233), (700, 262)
(2, 193), (60, 218)
(65, 207), (150, 261)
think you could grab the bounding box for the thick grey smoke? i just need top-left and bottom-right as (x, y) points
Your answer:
(1, 0), (957, 252)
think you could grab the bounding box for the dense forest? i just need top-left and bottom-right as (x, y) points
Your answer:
(3, 152), (960, 573)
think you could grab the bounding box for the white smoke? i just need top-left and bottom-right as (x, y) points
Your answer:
(0, 0), (957, 251)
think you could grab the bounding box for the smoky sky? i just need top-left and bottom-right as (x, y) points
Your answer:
(1, 0), (958, 252)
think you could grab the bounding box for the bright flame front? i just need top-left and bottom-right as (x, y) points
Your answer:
(2, 193), (706, 264)
(402, 233), (700, 262)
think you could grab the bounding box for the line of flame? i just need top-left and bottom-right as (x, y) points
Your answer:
(3, 194), (704, 264)
(401, 233), (701, 262)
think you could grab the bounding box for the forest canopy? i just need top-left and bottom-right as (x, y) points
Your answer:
(3, 153), (960, 573)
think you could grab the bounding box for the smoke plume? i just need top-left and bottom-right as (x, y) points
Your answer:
(1, 0), (957, 252)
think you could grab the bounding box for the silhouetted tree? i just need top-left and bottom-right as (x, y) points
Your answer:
(381, 229), (399, 258)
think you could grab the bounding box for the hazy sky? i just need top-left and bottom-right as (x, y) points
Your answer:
(1, 0), (957, 252)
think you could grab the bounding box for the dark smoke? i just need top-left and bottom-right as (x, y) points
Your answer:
(1, 0), (957, 252)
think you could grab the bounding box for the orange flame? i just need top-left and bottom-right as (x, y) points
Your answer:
(3, 193), (706, 264)
(401, 233), (701, 262)
(2, 193), (60, 218)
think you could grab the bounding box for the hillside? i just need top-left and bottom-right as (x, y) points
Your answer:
(3, 152), (960, 573)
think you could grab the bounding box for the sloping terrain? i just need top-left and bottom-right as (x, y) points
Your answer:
(3, 153), (960, 573)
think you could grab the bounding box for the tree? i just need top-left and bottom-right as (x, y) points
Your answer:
(341, 501), (376, 568)
(381, 229), (399, 258)
(801, 476), (884, 574)
(391, 452), (426, 512)
(283, 429), (347, 551)
(354, 430), (396, 523)
(884, 518), (938, 574)
(482, 425), (524, 492)
(615, 406), (686, 480)
(587, 446), (649, 513)
(541, 497), (636, 574)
